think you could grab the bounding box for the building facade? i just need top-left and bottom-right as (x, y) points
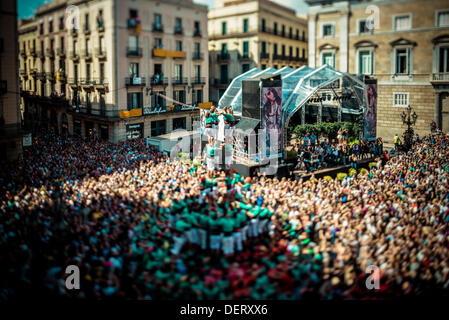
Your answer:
(19, 0), (208, 143)
(208, 0), (308, 105)
(307, 0), (449, 142)
(1, 0), (23, 161)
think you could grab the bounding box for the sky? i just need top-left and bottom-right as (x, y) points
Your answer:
(18, 0), (308, 20)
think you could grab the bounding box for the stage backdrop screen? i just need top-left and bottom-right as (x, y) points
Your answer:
(261, 86), (283, 159)
(364, 80), (377, 141)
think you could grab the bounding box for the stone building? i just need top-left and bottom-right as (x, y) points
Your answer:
(19, 0), (208, 142)
(307, 0), (449, 141)
(208, 0), (308, 105)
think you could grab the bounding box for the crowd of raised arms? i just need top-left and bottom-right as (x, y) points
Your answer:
(1, 128), (449, 300)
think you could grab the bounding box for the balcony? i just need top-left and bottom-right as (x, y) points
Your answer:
(69, 105), (120, 119)
(19, 69), (27, 76)
(46, 72), (55, 81)
(68, 78), (80, 87)
(20, 49), (26, 57)
(56, 48), (65, 57)
(260, 52), (270, 59)
(36, 72), (46, 80)
(193, 29), (202, 37)
(217, 52), (230, 61)
(214, 78), (230, 86)
(174, 26), (183, 35)
(30, 68), (37, 76)
(150, 76), (168, 86)
(431, 72), (449, 83)
(30, 47), (36, 57)
(172, 77), (188, 85)
(80, 78), (94, 87)
(69, 51), (80, 61)
(71, 28), (78, 37)
(127, 47), (142, 57)
(273, 54), (287, 60)
(191, 77), (206, 85)
(125, 77), (146, 86)
(153, 23), (163, 32)
(45, 48), (55, 58)
(82, 50), (93, 61)
(95, 47), (107, 59)
(192, 52), (204, 60)
(238, 52), (252, 61)
(127, 17), (140, 29)
(92, 78), (109, 88)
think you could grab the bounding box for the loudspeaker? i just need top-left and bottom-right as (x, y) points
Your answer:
(242, 79), (260, 119)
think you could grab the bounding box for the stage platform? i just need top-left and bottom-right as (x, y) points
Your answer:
(293, 157), (375, 181)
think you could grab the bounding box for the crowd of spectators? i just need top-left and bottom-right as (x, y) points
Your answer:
(1, 129), (448, 300)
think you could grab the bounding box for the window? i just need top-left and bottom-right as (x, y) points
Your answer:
(220, 64), (228, 83)
(323, 24), (334, 37)
(151, 120), (166, 136)
(49, 18), (53, 33)
(61, 37), (64, 50)
(296, 29), (299, 40)
(127, 92), (142, 110)
(261, 41), (266, 54)
(281, 25), (285, 37)
(174, 64), (183, 80)
(261, 19), (266, 32)
(194, 90), (203, 104)
(242, 63), (250, 73)
(243, 41), (249, 56)
(393, 92), (409, 107)
(175, 17), (182, 33)
(274, 22), (278, 35)
(99, 36), (104, 53)
(221, 43), (227, 54)
(173, 117), (186, 130)
(154, 13), (162, 29)
(302, 31), (305, 41)
(85, 38), (90, 55)
(130, 9), (138, 19)
(394, 15), (411, 31)
(195, 65), (201, 79)
(40, 22), (44, 35)
(173, 90), (185, 104)
(437, 10), (449, 27)
(176, 40), (182, 51)
(243, 18), (249, 33)
(359, 19), (369, 33)
(395, 48), (410, 74)
(100, 63), (105, 82)
(155, 38), (163, 48)
(222, 21), (227, 35)
(302, 48), (306, 58)
(273, 43), (278, 55)
(129, 62), (139, 77)
(194, 42), (201, 55)
(439, 46), (449, 72)
(86, 63), (91, 81)
(289, 27), (292, 39)
(128, 35), (138, 50)
(261, 64), (266, 69)
(59, 15), (64, 30)
(73, 40), (78, 54)
(282, 44), (285, 56)
(322, 52), (335, 67)
(194, 21), (201, 35)
(85, 13), (89, 31)
(289, 46), (293, 57)
(359, 50), (373, 75)
(151, 91), (165, 109)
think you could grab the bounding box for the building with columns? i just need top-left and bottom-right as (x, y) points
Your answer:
(19, 0), (208, 142)
(208, 0), (308, 105)
(307, 0), (449, 142)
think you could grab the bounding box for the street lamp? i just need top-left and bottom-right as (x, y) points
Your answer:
(401, 105), (418, 150)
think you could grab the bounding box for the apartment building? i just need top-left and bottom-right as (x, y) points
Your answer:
(208, 0), (308, 104)
(307, 0), (449, 141)
(1, 0), (23, 161)
(19, 0), (208, 142)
